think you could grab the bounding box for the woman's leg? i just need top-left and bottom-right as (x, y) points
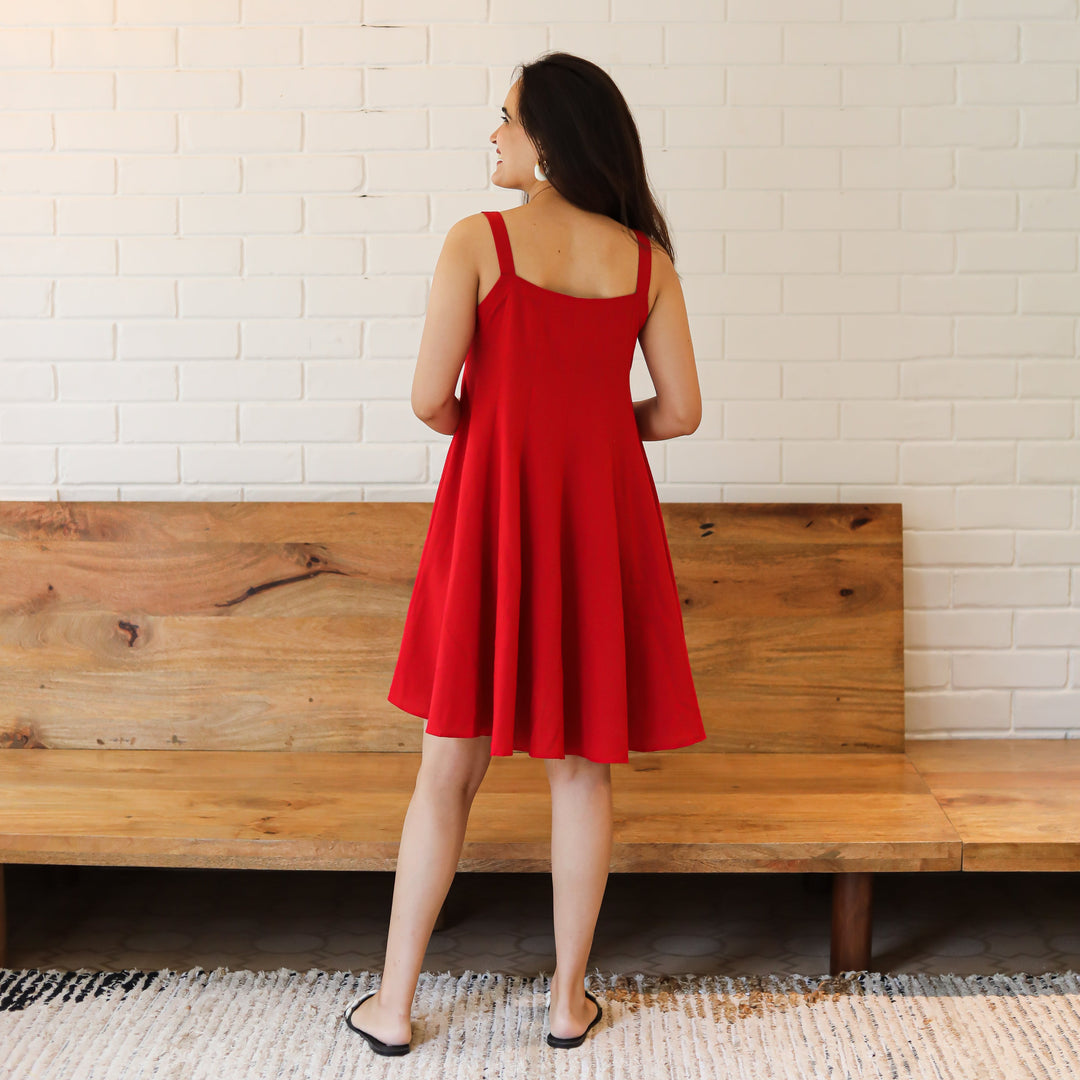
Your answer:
(349, 729), (492, 1045)
(544, 754), (613, 1039)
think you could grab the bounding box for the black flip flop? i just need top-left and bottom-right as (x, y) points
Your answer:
(547, 989), (603, 1048)
(343, 990), (411, 1056)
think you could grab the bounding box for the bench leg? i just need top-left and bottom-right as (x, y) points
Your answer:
(830, 871), (872, 975)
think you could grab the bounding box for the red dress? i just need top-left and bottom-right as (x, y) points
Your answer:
(387, 209), (706, 764)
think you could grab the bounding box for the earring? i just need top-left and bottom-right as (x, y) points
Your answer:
(534, 161), (547, 181)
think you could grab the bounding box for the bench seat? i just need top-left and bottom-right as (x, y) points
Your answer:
(905, 738), (1080, 872)
(0, 746), (961, 974)
(0, 748), (960, 872)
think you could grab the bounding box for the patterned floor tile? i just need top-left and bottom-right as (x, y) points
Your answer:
(3, 865), (1078, 977)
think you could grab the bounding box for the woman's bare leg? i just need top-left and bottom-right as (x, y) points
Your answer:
(545, 754), (613, 1039)
(348, 730), (492, 1045)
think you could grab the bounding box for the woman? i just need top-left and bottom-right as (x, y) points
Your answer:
(344, 51), (705, 1055)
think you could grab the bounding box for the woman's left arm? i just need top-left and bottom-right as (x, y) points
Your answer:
(410, 217), (479, 435)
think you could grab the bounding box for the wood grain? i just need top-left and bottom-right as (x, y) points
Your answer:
(0, 748), (960, 873)
(0, 500), (904, 754)
(905, 739), (1080, 871)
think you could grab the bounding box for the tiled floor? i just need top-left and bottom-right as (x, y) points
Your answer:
(5, 863), (1079, 977)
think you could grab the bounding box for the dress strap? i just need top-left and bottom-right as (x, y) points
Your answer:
(483, 210), (515, 277)
(633, 229), (652, 314)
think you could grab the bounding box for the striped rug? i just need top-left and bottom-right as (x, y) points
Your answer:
(3, 966), (1078, 1078)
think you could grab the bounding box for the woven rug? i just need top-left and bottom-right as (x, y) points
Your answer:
(2, 966), (1078, 1079)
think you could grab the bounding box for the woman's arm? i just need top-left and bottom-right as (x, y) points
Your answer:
(410, 217), (480, 434)
(635, 245), (703, 441)
(418, 395), (461, 437)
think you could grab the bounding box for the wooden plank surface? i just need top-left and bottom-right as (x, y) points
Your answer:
(905, 738), (1080, 871)
(0, 500), (905, 754)
(0, 749), (959, 873)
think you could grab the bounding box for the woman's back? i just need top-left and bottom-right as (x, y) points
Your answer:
(476, 205), (656, 308)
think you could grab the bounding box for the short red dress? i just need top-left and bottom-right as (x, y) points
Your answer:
(387, 209), (706, 764)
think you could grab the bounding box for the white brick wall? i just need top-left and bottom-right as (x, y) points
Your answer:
(0, 2), (1077, 739)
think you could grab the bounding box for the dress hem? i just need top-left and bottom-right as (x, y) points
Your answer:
(387, 691), (708, 764)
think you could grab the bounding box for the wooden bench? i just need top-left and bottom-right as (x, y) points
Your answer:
(2, 500), (1071, 977)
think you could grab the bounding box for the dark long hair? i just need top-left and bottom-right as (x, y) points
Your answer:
(513, 51), (677, 268)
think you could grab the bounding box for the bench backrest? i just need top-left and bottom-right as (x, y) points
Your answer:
(0, 501), (903, 755)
